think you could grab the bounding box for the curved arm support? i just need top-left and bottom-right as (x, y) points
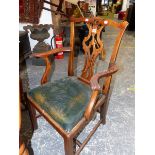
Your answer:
(84, 90), (99, 121)
(30, 47), (71, 85)
(90, 64), (118, 91)
(41, 57), (52, 85)
(31, 47), (71, 58)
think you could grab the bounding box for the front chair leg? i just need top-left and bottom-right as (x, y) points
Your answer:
(64, 136), (75, 155)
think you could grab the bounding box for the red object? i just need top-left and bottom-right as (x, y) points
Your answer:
(19, 0), (24, 14)
(118, 11), (126, 20)
(55, 35), (64, 59)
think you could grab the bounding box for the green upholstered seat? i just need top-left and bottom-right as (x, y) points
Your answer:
(28, 77), (92, 132)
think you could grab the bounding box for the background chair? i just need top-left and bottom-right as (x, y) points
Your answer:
(19, 79), (29, 155)
(27, 17), (128, 155)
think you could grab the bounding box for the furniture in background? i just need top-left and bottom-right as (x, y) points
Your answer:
(19, 108), (29, 155)
(19, 31), (31, 108)
(27, 17), (128, 155)
(42, 0), (85, 18)
(112, 0), (123, 14)
(43, 0), (67, 17)
(19, 0), (44, 24)
(126, 3), (135, 31)
(19, 79), (29, 155)
(23, 24), (52, 53)
(97, 0), (109, 16)
(19, 31), (38, 130)
(23, 24), (55, 66)
(102, 4), (109, 16)
(19, 0), (68, 24)
(60, 20), (82, 56)
(65, 0), (84, 17)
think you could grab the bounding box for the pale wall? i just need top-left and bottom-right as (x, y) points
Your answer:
(122, 0), (130, 11)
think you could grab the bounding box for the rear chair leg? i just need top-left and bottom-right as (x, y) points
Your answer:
(73, 138), (77, 154)
(100, 97), (109, 125)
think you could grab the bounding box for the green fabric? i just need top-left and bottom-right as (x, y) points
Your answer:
(28, 77), (92, 132)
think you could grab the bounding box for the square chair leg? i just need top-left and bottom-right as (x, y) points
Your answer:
(64, 137), (75, 155)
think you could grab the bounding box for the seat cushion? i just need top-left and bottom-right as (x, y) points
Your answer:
(28, 77), (92, 132)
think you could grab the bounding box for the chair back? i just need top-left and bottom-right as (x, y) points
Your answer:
(70, 17), (128, 94)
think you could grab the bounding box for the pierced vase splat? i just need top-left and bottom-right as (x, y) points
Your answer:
(79, 19), (107, 83)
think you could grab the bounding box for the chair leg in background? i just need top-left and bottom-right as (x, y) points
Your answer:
(27, 101), (38, 130)
(73, 138), (77, 154)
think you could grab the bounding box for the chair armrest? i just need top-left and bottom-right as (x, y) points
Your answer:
(84, 65), (118, 121)
(30, 47), (71, 85)
(90, 64), (118, 91)
(84, 90), (99, 121)
(31, 47), (71, 58)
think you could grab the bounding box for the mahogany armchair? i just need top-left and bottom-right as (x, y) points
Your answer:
(27, 17), (128, 155)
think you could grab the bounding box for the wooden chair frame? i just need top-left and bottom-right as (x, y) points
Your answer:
(27, 17), (128, 155)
